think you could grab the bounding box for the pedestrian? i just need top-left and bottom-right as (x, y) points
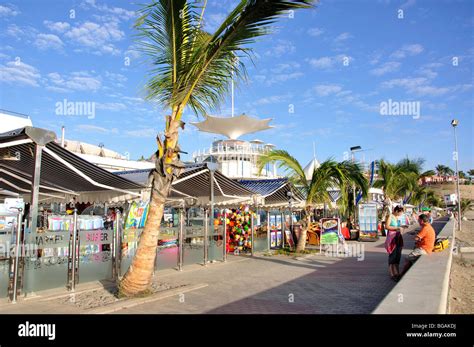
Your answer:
(384, 205), (408, 281)
(401, 213), (436, 275)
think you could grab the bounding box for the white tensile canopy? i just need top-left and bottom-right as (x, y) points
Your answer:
(190, 114), (273, 140)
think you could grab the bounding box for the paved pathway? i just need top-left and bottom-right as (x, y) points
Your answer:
(1, 218), (448, 314)
(118, 218), (447, 314)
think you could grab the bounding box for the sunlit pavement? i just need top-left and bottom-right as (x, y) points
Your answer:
(0, 219), (447, 314)
(116, 218), (448, 314)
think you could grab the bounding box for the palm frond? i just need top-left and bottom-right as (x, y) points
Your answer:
(257, 149), (308, 188)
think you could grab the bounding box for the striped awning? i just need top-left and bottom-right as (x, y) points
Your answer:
(0, 127), (144, 203)
(237, 178), (305, 207)
(116, 163), (255, 206)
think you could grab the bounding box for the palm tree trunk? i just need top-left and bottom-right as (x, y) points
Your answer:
(120, 116), (183, 297)
(296, 207), (310, 252)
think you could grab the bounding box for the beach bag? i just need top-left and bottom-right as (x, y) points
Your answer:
(433, 238), (449, 252)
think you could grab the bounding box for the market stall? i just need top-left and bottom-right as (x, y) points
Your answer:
(0, 126), (144, 299)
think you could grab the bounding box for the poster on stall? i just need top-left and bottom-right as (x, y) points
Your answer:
(358, 203), (378, 241)
(125, 201), (149, 229)
(320, 218), (340, 245)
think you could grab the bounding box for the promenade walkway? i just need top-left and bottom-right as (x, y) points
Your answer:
(0, 218), (448, 314)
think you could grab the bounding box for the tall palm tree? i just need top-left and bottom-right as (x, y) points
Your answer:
(119, 0), (315, 296)
(257, 150), (368, 252)
(435, 164), (446, 176)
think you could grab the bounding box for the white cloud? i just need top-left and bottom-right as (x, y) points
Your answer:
(34, 34), (64, 51)
(265, 39), (295, 57)
(96, 102), (127, 111)
(43, 21), (71, 33)
(256, 72), (303, 86)
(370, 61), (401, 76)
(124, 46), (141, 60)
(313, 84), (343, 96)
(391, 44), (424, 59)
(381, 77), (472, 96)
(64, 21), (124, 55)
(252, 94), (291, 106)
(271, 62), (300, 74)
(334, 32), (353, 43)
(307, 56), (333, 69)
(307, 54), (353, 69)
(0, 4), (19, 17)
(0, 61), (41, 87)
(124, 128), (158, 137)
(83, 0), (136, 22)
(47, 71), (102, 92)
(307, 27), (324, 37)
(400, 0), (417, 9)
(76, 124), (119, 134)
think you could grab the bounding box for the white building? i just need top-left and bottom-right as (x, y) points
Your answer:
(192, 114), (278, 179)
(444, 193), (458, 206)
(0, 110), (32, 132)
(0, 111), (155, 172)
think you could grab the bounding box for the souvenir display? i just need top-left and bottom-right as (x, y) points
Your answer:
(225, 206), (255, 254)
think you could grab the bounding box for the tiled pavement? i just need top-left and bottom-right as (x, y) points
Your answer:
(1, 219), (447, 314)
(118, 219), (447, 314)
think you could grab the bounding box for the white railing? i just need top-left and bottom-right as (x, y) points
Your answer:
(193, 145), (270, 159)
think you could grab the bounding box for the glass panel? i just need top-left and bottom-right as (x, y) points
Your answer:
(77, 227), (113, 284)
(208, 209), (223, 262)
(183, 226), (204, 266)
(23, 216), (71, 293)
(120, 228), (141, 277)
(156, 226), (178, 271)
(0, 214), (15, 298)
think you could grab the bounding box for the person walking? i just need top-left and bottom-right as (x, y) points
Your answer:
(384, 206), (408, 281)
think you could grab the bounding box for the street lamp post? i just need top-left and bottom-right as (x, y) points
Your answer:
(451, 119), (462, 232)
(350, 146), (362, 221)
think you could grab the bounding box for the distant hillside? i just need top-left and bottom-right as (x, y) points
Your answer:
(426, 183), (474, 201)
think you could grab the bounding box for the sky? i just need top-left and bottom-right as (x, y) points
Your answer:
(0, 0), (473, 173)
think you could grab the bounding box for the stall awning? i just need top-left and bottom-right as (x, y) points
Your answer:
(237, 178), (305, 207)
(0, 127), (144, 203)
(115, 163), (255, 206)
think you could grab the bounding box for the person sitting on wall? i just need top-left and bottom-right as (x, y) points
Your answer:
(400, 213), (436, 276)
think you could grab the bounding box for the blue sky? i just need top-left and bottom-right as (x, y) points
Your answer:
(0, 0), (473, 172)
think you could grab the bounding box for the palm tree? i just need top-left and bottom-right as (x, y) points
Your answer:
(436, 164), (448, 176)
(411, 185), (440, 208)
(460, 199), (473, 213)
(257, 150), (368, 252)
(119, 0), (315, 296)
(468, 169), (474, 177)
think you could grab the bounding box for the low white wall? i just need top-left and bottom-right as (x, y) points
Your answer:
(373, 219), (455, 314)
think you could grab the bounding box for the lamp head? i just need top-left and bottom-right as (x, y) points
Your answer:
(451, 119), (459, 127)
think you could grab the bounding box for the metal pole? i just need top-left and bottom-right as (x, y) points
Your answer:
(267, 210), (270, 251)
(11, 208), (23, 304)
(251, 212), (254, 256)
(70, 208), (78, 291)
(112, 209), (122, 281)
(29, 144), (43, 235)
(178, 207), (184, 271)
(204, 209), (208, 265)
(209, 169), (215, 262)
(223, 209), (227, 262)
(453, 126), (462, 232)
(281, 211), (285, 249)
